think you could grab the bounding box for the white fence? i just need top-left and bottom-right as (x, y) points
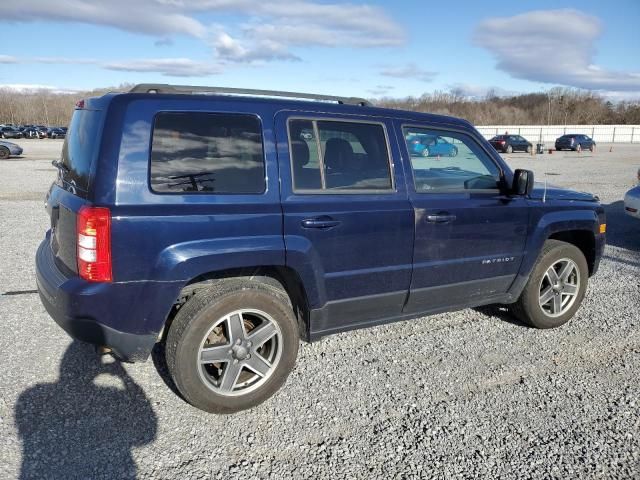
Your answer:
(476, 125), (640, 143)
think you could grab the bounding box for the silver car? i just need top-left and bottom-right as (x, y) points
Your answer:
(0, 140), (23, 159)
(623, 168), (640, 219)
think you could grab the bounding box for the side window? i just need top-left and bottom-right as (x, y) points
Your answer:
(289, 119), (392, 191)
(150, 112), (265, 194)
(403, 127), (501, 192)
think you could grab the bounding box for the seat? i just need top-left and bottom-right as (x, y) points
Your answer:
(291, 139), (321, 189)
(323, 138), (357, 188)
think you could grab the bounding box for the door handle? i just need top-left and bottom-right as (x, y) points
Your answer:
(301, 216), (341, 229)
(426, 213), (456, 224)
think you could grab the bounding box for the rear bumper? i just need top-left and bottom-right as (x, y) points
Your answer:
(36, 239), (158, 362)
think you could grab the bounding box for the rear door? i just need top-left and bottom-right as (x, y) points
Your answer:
(275, 111), (414, 335)
(395, 122), (530, 314)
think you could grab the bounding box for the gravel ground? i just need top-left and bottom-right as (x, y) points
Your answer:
(0, 140), (638, 479)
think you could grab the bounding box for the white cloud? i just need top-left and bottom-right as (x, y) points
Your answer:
(447, 83), (520, 99)
(367, 85), (394, 96)
(0, 55), (221, 77)
(1, 1), (404, 64)
(474, 9), (640, 93)
(1, 0), (207, 38)
(210, 30), (299, 63)
(104, 58), (222, 77)
(380, 63), (437, 82)
(0, 84), (78, 93)
(0, 55), (18, 63)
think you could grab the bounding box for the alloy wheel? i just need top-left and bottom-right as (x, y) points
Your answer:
(538, 258), (580, 317)
(196, 309), (283, 397)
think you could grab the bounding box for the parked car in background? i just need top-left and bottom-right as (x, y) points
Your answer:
(36, 127), (49, 139)
(22, 127), (40, 138)
(47, 127), (66, 139)
(0, 139), (24, 159)
(489, 134), (532, 153)
(624, 168), (640, 220)
(406, 133), (458, 157)
(624, 186), (640, 220)
(555, 134), (596, 152)
(1, 126), (24, 139)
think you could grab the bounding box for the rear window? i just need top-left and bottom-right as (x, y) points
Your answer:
(150, 112), (265, 194)
(60, 109), (102, 197)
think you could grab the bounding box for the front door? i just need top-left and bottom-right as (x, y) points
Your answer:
(395, 122), (530, 314)
(275, 111), (414, 335)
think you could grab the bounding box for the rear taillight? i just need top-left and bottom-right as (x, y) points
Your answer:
(500, 140), (505, 144)
(570, 138), (575, 144)
(77, 206), (112, 282)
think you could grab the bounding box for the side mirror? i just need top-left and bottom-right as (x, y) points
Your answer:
(512, 169), (534, 196)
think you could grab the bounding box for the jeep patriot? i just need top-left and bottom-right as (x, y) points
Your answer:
(36, 84), (606, 413)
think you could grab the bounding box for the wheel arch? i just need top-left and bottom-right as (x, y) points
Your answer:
(162, 265), (312, 343)
(548, 229), (596, 275)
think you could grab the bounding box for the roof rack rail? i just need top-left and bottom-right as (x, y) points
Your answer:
(128, 83), (371, 106)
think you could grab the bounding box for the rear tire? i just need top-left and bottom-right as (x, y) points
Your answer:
(575, 144), (582, 153)
(505, 145), (513, 154)
(421, 147), (430, 157)
(165, 278), (299, 413)
(589, 144), (595, 152)
(511, 240), (588, 329)
(0, 146), (9, 159)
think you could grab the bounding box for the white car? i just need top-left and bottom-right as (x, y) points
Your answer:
(625, 185), (640, 219)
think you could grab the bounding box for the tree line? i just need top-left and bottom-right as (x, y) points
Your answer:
(0, 85), (638, 126)
(378, 87), (640, 125)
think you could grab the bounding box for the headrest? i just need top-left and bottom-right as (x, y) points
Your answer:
(290, 140), (310, 167)
(323, 138), (353, 171)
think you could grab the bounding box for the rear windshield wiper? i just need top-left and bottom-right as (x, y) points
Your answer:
(51, 160), (69, 174)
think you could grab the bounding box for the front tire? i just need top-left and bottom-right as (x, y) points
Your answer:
(511, 240), (588, 329)
(166, 278), (299, 413)
(575, 144), (582, 153)
(0, 146), (9, 159)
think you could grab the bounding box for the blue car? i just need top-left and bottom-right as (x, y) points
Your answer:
(36, 83), (605, 413)
(406, 134), (458, 157)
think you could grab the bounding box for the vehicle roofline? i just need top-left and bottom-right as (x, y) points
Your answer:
(97, 90), (473, 128)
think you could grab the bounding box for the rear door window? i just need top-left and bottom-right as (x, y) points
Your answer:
(288, 119), (392, 192)
(150, 112), (265, 194)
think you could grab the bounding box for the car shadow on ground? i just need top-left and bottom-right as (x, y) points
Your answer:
(14, 341), (157, 479)
(151, 341), (185, 401)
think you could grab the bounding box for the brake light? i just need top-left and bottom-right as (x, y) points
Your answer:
(499, 140), (505, 144)
(77, 206), (112, 282)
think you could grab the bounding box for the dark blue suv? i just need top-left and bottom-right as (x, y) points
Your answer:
(36, 84), (606, 413)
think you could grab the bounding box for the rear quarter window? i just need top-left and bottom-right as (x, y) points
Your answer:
(150, 112), (265, 194)
(60, 109), (102, 198)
